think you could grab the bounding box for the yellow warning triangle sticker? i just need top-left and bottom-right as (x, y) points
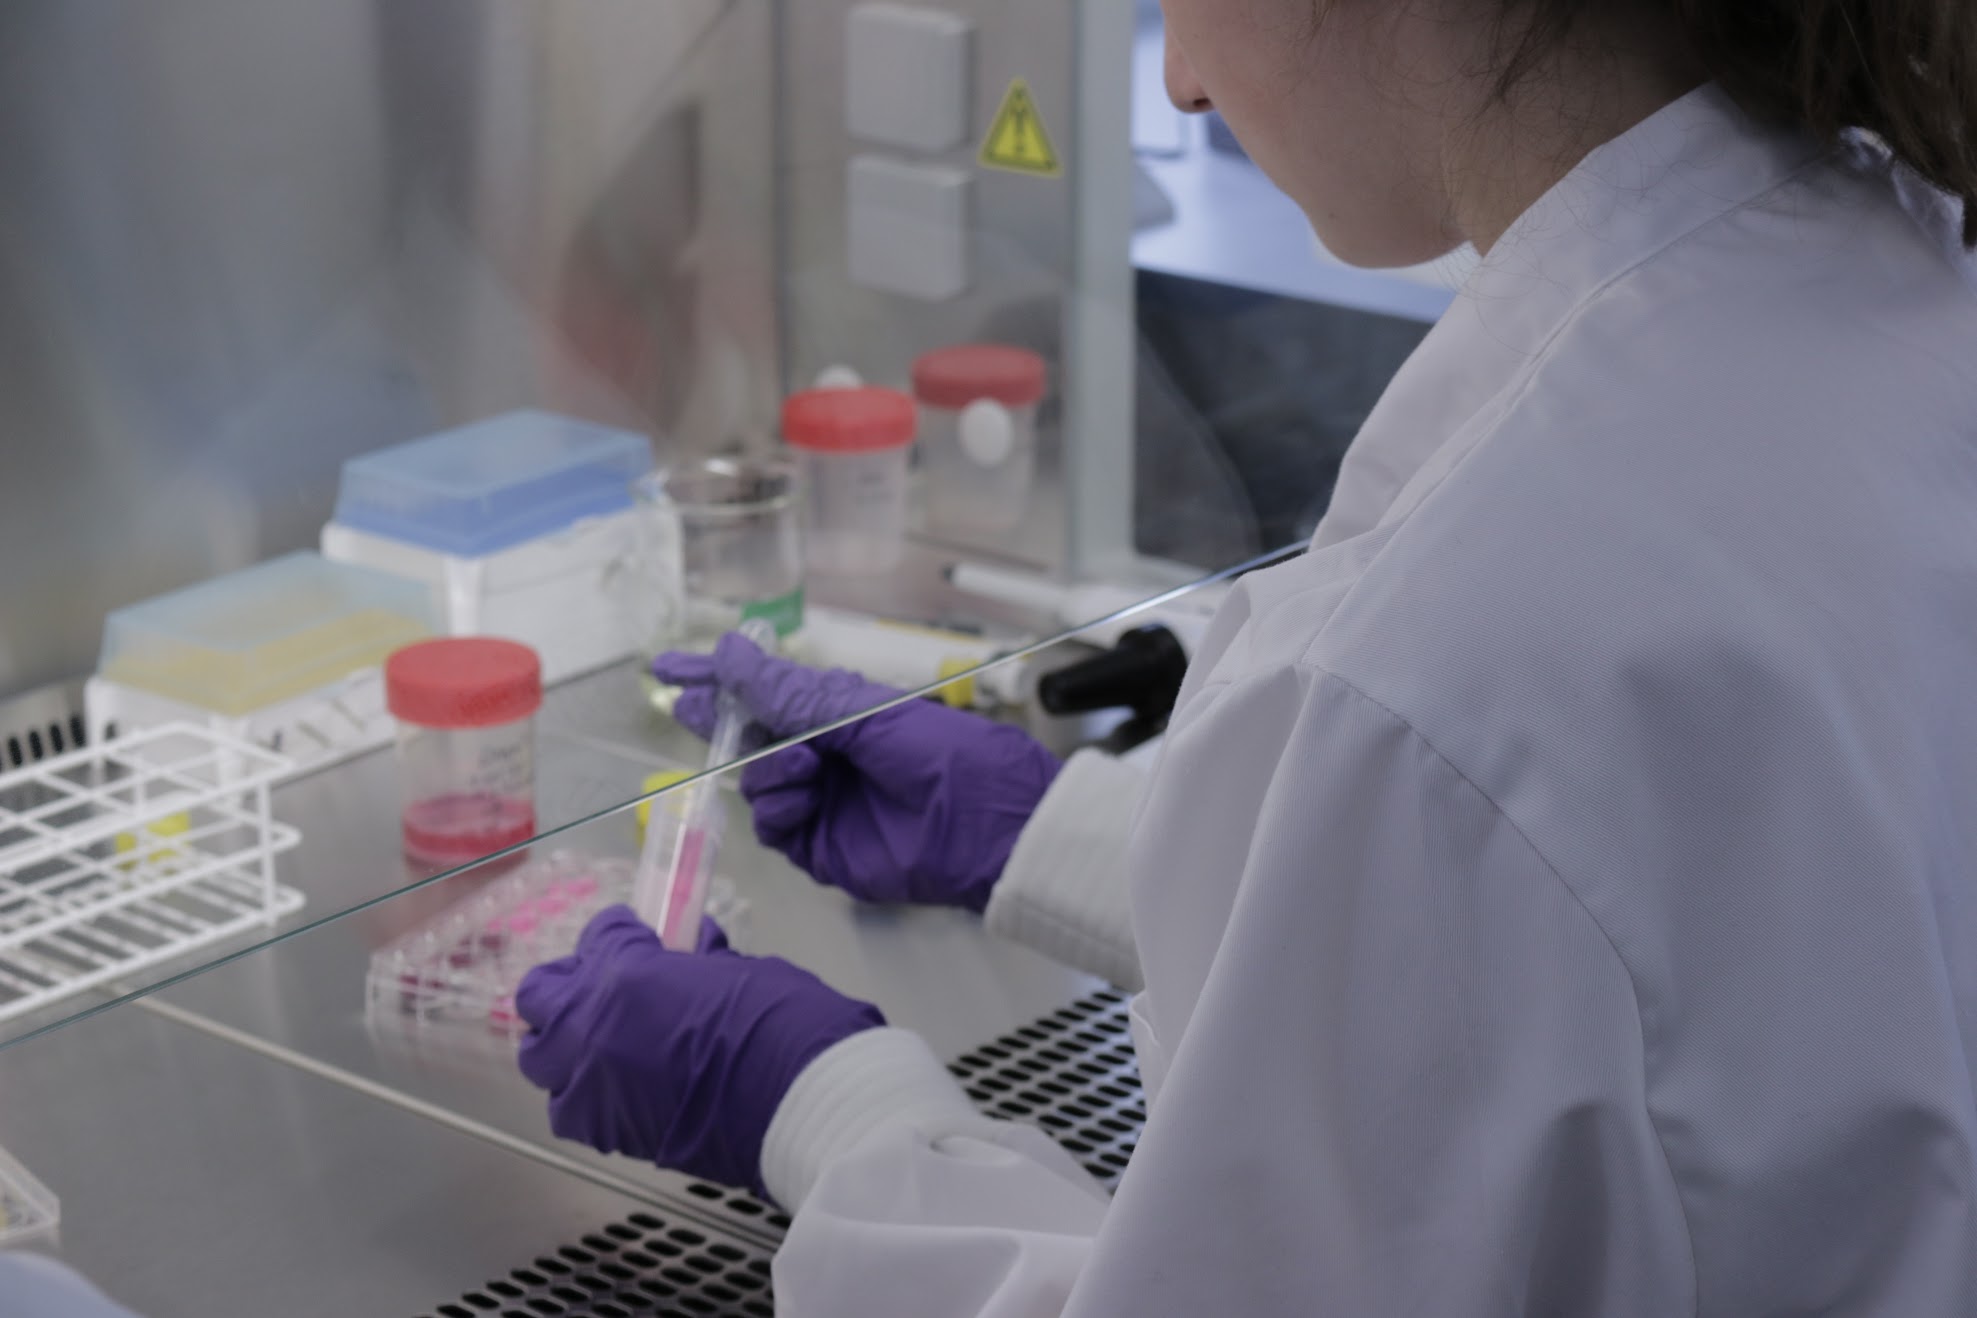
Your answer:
(980, 78), (1063, 178)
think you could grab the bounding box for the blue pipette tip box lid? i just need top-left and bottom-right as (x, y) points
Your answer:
(331, 410), (654, 557)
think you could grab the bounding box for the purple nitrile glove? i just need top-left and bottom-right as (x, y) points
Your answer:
(516, 905), (883, 1198)
(652, 633), (1061, 912)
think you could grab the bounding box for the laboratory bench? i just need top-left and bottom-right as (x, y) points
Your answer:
(0, 642), (1119, 1317)
(0, 998), (659, 1316)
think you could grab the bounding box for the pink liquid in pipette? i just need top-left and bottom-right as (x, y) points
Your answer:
(662, 827), (711, 948)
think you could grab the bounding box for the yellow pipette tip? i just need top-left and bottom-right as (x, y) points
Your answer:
(934, 658), (977, 708)
(114, 811), (193, 866)
(635, 771), (696, 842)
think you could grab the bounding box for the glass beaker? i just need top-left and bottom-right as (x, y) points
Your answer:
(630, 457), (805, 660)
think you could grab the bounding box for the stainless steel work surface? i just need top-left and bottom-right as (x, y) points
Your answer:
(0, 629), (1103, 1311)
(0, 997), (653, 1318)
(538, 658), (710, 774)
(148, 731), (1099, 1210)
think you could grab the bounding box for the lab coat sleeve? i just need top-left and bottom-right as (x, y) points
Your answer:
(761, 1028), (1113, 1317)
(0, 1254), (144, 1318)
(983, 750), (1146, 990)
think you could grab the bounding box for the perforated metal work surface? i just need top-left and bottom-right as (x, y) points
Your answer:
(945, 987), (1143, 1191)
(0, 682), (89, 771)
(419, 1209), (778, 1318)
(669, 1178), (792, 1240)
(418, 987), (1142, 1317)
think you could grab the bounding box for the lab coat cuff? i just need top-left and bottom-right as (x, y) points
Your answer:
(987, 749), (1146, 991)
(760, 1026), (986, 1213)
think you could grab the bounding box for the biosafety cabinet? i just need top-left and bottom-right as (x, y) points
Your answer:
(0, 0), (1453, 705)
(0, 3), (1450, 1312)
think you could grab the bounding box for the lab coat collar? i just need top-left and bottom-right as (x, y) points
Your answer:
(1473, 82), (1821, 328)
(1314, 84), (1825, 550)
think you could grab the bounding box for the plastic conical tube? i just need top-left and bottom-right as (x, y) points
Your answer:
(635, 617), (777, 948)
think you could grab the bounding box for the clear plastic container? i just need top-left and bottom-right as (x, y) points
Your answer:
(364, 849), (748, 1052)
(629, 457), (805, 657)
(331, 409), (652, 557)
(97, 552), (435, 716)
(385, 637), (542, 865)
(912, 345), (1048, 534)
(782, 387), (917, 575)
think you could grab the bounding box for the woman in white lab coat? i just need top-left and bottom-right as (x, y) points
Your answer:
(519, 2), (1977, 1314)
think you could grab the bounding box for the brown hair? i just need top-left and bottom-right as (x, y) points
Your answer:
(1503, 1), (1977, 241)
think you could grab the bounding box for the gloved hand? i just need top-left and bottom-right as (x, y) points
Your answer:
(517, 906), (883, 1197)
(653, 633), (1061, 912)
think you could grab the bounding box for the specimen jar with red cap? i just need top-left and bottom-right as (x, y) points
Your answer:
(912, 344), (1048, 534)
(386, 637), (543, 864)
(781, 385), (918, 575)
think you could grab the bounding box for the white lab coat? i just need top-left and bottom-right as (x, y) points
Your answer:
(760, 82), (1977, 1316)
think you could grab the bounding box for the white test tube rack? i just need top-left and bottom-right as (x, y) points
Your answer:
(0, 723), (303, 1025)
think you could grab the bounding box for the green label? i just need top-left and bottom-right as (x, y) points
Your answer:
(741, 587), (805, 638)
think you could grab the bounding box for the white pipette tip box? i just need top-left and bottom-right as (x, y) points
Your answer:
(0, 1145), (59, 1248)
(365, 850), (747, 1052)
(323, 410), (656, 685)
